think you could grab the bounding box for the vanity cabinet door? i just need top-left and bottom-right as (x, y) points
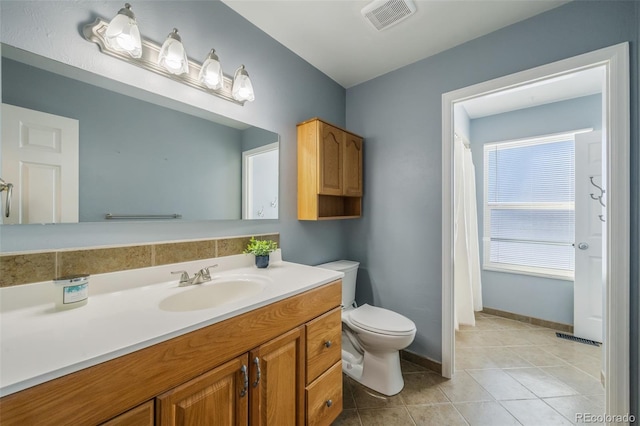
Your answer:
(156, 355), (249, 426)
(249, 326), (305, 426)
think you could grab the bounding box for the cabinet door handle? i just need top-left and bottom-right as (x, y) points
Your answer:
(325, 340), (332, 348)
(252, 357), (261, 388)
(240, 364), (248, 397)
(326, 399), (333, 408)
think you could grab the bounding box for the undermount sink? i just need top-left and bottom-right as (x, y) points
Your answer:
(159, 274), (270, 312)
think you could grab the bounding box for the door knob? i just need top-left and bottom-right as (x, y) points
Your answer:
(577, 242), (589, 250)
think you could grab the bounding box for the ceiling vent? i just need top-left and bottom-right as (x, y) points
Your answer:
(361, 0), (417, 31)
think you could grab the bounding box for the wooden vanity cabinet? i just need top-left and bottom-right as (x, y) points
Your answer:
(0, 281), (342, 426)
(298, 118), (363, 220)
(100, 401), (154, 426)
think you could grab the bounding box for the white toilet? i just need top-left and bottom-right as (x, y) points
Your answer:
(317, 260), (416, 396)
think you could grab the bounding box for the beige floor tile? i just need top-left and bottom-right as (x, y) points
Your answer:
(352, 382), (405, 409)
(454, 401), (520, 425)
(407, 403), (467, 426)
(357, 407), (416, 425)
(456, 330), (504, 347)
(500, 399), (573, 425)
(543, 395), (605, 425)
(460, 317), (501, 331)
(343, 377), (357, 410)
(508, 346), (569, 367)
(456, 347), (499, 369)
(438, 371), (494, 403)
(583, 394), (606, 413)
(521, 329), (563, 345)
(467, 368), (537, 400)
(504, 367), (580, 398)
(487, 317), (534, 330)
(340, 313), (605, 426)
(483, 347), (534, 368)
(496, 330), (536, 346)
(333, 409), (362, 426)
(541, 366), (604, 396)
(400, 372), (449, 405)
(572, 357), (603, 380)
(400, 359), (429, 373)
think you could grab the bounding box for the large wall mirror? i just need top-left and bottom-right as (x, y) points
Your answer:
(0, 45), (279, 224)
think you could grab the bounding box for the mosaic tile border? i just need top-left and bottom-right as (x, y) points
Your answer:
(0, 234), (279, 288)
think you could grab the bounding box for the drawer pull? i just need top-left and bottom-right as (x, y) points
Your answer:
(252, 357), (261, 388)
(240, 364), (248, 397)
(324, 340), (332, 348)
(326, 399), (333, 408)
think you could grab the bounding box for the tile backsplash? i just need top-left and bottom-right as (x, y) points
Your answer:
(0, 234), (279, 288)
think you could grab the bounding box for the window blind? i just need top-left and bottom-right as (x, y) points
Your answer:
(484, 136), (575, 278)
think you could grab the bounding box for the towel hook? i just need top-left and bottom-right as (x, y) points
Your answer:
(589, 176), (606, 207)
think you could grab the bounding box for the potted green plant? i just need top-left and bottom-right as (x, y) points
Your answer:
(244, 237), (278, 268)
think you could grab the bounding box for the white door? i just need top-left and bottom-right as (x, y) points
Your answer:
(574, 130), (603, 342)
(1, 103), (79, 224)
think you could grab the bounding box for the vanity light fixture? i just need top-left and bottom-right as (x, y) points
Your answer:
(104, 3), (142, 58)
(199, 49), (224, 90)
(83, 3), (254, 105)
(232, 65), (255, 102)
(158, 28), (189, 75)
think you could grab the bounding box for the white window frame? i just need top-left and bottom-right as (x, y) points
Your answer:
(482, 131), (588, 281)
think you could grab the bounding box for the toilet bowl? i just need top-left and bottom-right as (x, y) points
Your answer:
(316, 260), (417, 396)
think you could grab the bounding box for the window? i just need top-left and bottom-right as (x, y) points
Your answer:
(483, 133), (577, 280)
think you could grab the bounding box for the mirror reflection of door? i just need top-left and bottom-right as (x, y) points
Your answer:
(1, 103), (79, 224)
(242, 142), (279, 219)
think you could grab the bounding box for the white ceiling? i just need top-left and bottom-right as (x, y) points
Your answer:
(461, 66), (605, 119)
(222, 0), (570, 88)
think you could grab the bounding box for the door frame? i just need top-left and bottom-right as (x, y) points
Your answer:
(441, 42), (630, 418)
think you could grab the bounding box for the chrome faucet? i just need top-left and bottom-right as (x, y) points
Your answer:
(171, 265), (218, 287)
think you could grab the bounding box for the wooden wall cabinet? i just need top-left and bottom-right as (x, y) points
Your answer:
(298, 118), (363, 220)
(0, 281), (342, 426)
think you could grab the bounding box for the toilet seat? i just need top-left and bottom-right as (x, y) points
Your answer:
(348, 304), (416, 336)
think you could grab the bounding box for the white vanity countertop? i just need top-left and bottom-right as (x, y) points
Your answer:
(0, 253), (343, 397)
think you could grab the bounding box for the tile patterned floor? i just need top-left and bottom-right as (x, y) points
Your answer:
(333, 312), (604, 425)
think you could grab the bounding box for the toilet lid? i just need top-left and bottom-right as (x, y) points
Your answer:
(349, 304), (416, 335)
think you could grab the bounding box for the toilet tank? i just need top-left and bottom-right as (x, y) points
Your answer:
(316, 260), (359, 307)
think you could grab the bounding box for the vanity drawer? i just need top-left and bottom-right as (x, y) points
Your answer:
(306, 361), (342, 426)
(306, 307), (341, 384)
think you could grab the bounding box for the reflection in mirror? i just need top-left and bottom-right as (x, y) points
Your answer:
(0, 48), (279, 224)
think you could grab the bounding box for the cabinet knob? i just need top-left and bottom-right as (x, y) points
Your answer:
(324, 340), (332, 348)
(326, 399), (333, 408)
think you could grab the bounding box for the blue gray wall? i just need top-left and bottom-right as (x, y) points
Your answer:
(345, 1), (638, 412)
(0, 0), (347, 266)
(469, 94), (602, 326)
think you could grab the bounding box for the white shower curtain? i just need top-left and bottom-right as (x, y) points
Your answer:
(454, 136), (483, 330)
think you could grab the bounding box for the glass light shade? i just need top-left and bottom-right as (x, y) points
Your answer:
(158, 29), (188, 75)
(198, 49), (223, 90)
(232, 65), (255, 102)
(104, 4), (142, 58)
